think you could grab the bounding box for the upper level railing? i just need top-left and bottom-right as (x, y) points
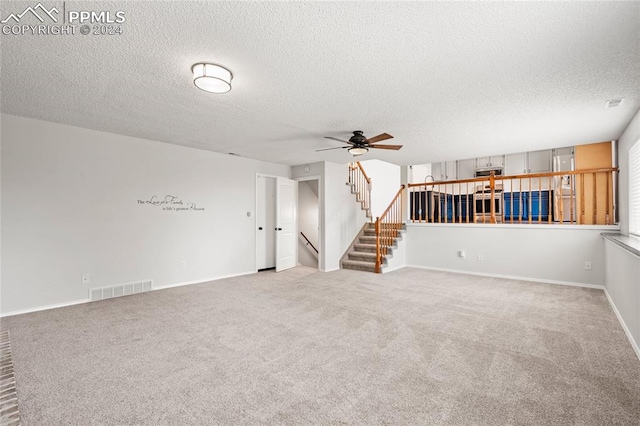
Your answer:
(348, 162), (371, 215)
(375, 184), (405, 273)
(408, 167), (618, 225)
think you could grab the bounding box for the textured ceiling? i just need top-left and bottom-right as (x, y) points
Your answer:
(1, 1), (639, 166)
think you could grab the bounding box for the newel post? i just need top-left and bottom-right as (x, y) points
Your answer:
(375, 217), (381, 273)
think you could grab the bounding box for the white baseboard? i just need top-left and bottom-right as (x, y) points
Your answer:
(0, 271), (257, 318)
(604, 289), (640, 361)
(154, 271), (256, 291)
(405, 264), (605, 290)
(1, 298), (90, 318)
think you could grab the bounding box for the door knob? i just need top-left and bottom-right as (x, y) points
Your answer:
(258, 227), (263, 230)
(275, 227), (282, 231)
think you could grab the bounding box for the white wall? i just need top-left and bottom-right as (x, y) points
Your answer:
(298, 180), (319, 268)
(603, 240), (639, 358)
(359, 159), (401, 218)
(603, 108), (640, 358)
(406, 225), (607, 286)
(1, 114), (290, 315)
(323, 161), (369, 271)
(409, 164), (432, 184)
(616, 108), (640, 235)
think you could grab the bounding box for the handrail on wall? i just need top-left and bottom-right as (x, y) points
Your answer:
(300, 232), (318, 254)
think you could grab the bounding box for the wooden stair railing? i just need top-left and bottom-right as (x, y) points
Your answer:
(375, 184), (406, 273)
(348, 162), (372, 217)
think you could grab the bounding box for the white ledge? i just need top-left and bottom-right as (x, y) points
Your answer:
(601, 233), (640, 258)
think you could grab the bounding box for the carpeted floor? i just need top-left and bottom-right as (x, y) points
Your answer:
(2, 267), (639, 425)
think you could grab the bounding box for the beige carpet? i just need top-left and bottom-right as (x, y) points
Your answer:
(2, 267), (639, 425)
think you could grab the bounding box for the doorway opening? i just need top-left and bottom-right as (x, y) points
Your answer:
(296, 177), (320, 269)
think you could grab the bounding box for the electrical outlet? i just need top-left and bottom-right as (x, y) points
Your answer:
(81, 274), (90, 284)
(477, 254), (483, 261)
(458, 250), (466, 259)
(584, 261), (592, 270)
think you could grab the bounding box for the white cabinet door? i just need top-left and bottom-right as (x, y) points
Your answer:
(457, 159), (475, 179)
(528, 150), (552, 173)
(431, 162), (444, 181)
(475, 157), (489, 168)
(444, 161), (457, 180)
(476, 156), (504, 168)
(505, 153), (526, 175)
(489, 155), (505, 167)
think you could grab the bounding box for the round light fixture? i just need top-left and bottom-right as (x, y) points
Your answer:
(192, 63), (233, 93)
(349, 147), (368, 156)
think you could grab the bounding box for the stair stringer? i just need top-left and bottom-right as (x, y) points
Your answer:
(339, 221), (371, 268)
(347, 182), (372, 219)
(381, 226), (407, 273)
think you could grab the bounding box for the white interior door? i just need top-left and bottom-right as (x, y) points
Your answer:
(256, 176), (276, 270)
(276, 177), (297, 272)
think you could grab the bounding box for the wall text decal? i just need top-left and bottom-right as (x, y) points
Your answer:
(137, 195), (205, 212)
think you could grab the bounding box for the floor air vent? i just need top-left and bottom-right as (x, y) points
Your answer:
(89, 280), (153, 302)
(0, 331), (21, 425)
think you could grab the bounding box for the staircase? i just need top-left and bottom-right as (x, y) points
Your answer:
(341, 222), (404, 272)
(342, 162), (406, 273)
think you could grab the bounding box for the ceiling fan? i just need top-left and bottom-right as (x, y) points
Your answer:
(316, 130), (403, 156)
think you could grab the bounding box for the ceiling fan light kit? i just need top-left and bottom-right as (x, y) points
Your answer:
(348, 146), (369, 156)
(192, 63), (233, 93)
(317, 130), (403, 155)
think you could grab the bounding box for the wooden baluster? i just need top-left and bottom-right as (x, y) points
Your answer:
(375, 218), (380, 273)
(559, 175), (564, 224)
(438, 188), (441, 224)
(593, 172), (597, 225)
(466, 182), (470, 223)
(606, 171), (611, 225)
(510, 178), (514, 224)
(580, 173), (585, 224)
(548, 177), (552, 224)
(570, 174), (574, 224)
(538, 176), (542, 224)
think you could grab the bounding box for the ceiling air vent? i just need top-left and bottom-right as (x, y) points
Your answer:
(605, 98), (624, 109)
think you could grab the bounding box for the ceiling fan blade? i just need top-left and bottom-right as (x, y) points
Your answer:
(324, 136), (353, 145)
(366, 133), (394, 144)
(315, 146), (349, 152)
(370, 144), (403, 150)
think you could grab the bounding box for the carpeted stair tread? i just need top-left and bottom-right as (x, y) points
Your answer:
(341, 259), (377, 272)
(353, 243), (377, 253)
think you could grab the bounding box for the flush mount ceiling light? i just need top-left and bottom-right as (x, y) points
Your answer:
(348, 147), (369, 156)
(192, 63), (232, 93)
